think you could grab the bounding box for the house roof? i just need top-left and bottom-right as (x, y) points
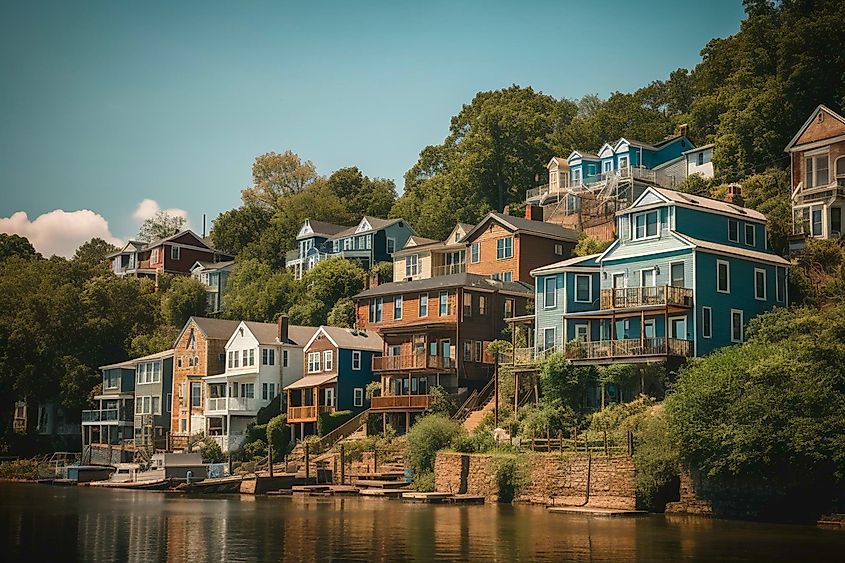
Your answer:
(191, 260), (235, 272)
(784, 104), (845, 152)
(100, 348), (174, 370)
(144, 230), (210, 250)
(677, 234), (791, 266)
(284, 373), (337, 390)
(305, 326), (384, 352)
(191, 317), (241, 340)
(530, 254), (601, 276)
(302, 219), (349, 238)
(547, 156), (568, 168)
(683, 143), (715, 155)
(462, 212), (580, 243)
(647, 186), (767, 222)
(568, 150), (601, 161)
(243, 321), (318, 346)
(355, 272), (533, 299)
(614, 137), (657, 151)
(327, 216), (407, 240)
(106, 240), (148, 258)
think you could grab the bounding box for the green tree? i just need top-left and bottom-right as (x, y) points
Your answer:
(223, 258), (301, 322)
(573, 235), (611, 257)
(536, 352), (596, 412)
(297, 258), (366, 324)
(241, 150), (319, 209)
(327, 297), (356, 328)
(210, 205), (272, 257)
(0, 233), (39, 262)
(72, 238), (118, 271)
(138, 210), (185, 241)
(160, 276), (208, 327)
(326, 166), (397, 219)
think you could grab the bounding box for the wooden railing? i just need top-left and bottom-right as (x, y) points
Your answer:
(565, 337), (693, 361)
(287, 405), (335, 422)
(432, 263), (466, 277)
(373, 354), (454, 371)
(600, 285), (693, 309)
(370, 394), (434, 411)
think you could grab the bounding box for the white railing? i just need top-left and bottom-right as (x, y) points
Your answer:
(205, 397), (256, 413)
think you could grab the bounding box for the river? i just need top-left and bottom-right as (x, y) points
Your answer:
(1, 482), (843, 562)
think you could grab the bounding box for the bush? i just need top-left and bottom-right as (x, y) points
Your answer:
(267, 414), (291, 460)
(243, 439), (267, 461)
(518, 399), (578, 438)
(492, 454), (529, 503)
(406, 414), (464, 473)
(0, 458), (41, 480)
(198, 437), (226, 464)
(451, 427), (495, 454)
(423, 385), (456, 417)
(413, 470), (436, 492)
(257, 394), (282, 424)
(633, 411), (680, 511)
(318, 410), (354, 436)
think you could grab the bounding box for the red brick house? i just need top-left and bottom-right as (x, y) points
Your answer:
(108, 230), (232, 278)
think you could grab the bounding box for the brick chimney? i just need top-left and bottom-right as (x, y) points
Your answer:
(277, 314), (289, 343)
(725, 183), (744, 207)
(678, 123), (689, 137)
(525, 203), (543, 222)
(368, 272), (380, 289)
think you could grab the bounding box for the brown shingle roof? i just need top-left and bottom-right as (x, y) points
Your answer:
(191, 317), (241, 340)
(463, 212), (580, 243)
(311, 326), (384, 352)
(243, 321), (318, 346)
(354, 272), (533, 299)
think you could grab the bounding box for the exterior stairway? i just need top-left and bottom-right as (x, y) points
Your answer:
(463, 395), (496, 432)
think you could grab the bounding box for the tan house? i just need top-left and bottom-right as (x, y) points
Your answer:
(785, 104), (845, 251)
(462, 212), (579, 284)
(390, 223), (473, 281)
(169, 317), (240, 450)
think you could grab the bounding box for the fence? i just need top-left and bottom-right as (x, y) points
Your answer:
(527, 429), (634, 457)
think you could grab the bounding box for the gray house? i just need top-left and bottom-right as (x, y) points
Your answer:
(132, 349), (174, 450)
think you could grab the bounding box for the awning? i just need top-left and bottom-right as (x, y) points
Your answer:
(285, 373), (337, 390)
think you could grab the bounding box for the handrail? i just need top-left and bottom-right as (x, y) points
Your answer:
(600, 285), (693, 309)
(312, 409), (371, 454)
(453, 377), (496, 422)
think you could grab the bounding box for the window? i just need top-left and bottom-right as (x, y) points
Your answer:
(728, 219), (739, 242)
(233, 350), (239, 368)
(502, 271), (512, 282)
(744, 224), (756, 246)
(574, 324), (589, 342)
(191, 383), (201, 407)
(143, 396), (151, 414)
(387, 238), (396, 254)
(241, 383), (255, 399)
(352, 350), (361, 370)
(543, 276), (557, 309)
(543, 327), (556, 351)
(832, 207), (842, 235)
(463, 293), (472, 317)
(366, 235), (372, 249)
(474, 341), (483, 362)
(419, 293), (428, 317)
(717, 260), (730, 293)
(227, 351), (233, 368)
(353, 388), (364, 408)
(670, 263), (685, 287)
(574, 274), (591, 303)
(612, 272), (625, 289)
(470, 242), (480, 263)
(633, 210), (658, 239)
(554, 244), (563, 256)
(640, 268), (655, 287)
(496, 237), (513, 260)
(643, 318), (656, 339)
(181, 419), (187, 432)
(282, 350), (289, 368)
(697, 152), (705, 166)
(702, 307), (712, 339)
(393, 295), (403, 320)
(177, 356), (183, 368)
(754, 268), (767, 300)
(262, 383), (268, 400)
(262, 348), (275, 366)
(731, 309), (744, 343)
(478, 295), (487, 315)
(618, 156), (629, 170)
(248, 349), (255, 367)
(104, 370), (118, 390)
(307, 352), (321, 373)
(504, 298), (514, 319)
(776, 267), (786, 303)
(369, 298), (383, 323)
(837, 156), (845, 182)
(405, 255), (419, 278)
(324, 350), (333, 371)
(439, 291), (448, 316)
(170, 246), (180, 261)
(805, 153), (829, 188)
(812, 208), (823, 236)
(135, 397), (142, 414)
(152, 396), (161, 415)
(463, 341), (472, 361)
(343, 238), (353, 251)
(262, 383), (276, 401)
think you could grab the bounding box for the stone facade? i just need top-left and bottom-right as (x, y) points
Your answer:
(434, 451), (636, 508)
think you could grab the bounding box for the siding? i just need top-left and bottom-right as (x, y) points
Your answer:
(674, 207), (766, 251)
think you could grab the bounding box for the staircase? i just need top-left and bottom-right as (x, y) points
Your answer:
(463, 395), (496, 432)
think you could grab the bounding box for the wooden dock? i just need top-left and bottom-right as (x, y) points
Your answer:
(359, 488), (407, 498)
(547, 506), (647, 517)
(402, 492), (485, 504)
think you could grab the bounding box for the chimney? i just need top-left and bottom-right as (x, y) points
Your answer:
(725, 183), (744, 207)
(525, 203), (543, 222)
(368, 272), (380, 289)
(277, 314), (289, 343)
(678, 123), (689, 137)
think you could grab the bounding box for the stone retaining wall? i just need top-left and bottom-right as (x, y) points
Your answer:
(434, 451), (636, 508)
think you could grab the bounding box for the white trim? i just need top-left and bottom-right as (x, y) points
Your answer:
(668, 315), (688, 340)
(352, 350), (361, 370)
(701, 306), (712, 339)
(728, 219), (739, 243)
(573, 323), (589, 342)
(573, 274), (592, 303)
(323, 350), (333, 372)
(631, 209), (660, 241)
(784, 105), (845, 151)
(730, 309), (744, 343)
(754, 268), (767, 301)
(744, 223), (756, 247)
(716, 259), (731, 294)
(303, 326), (339, 351)
(639, 267), (656, 287)
(353, 388), (364, 408)
(543, 276), (557, 309)
(541, 326), (556, 350)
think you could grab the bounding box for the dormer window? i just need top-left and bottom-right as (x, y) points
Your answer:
(632, 211), (659, 240)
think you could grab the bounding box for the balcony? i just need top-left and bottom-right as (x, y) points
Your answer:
(505, 345), (563, 367)
(600, 285), (693, 310)
(370, 394), (434, 411)
(372, 354), (454, 372)
(793, 180), (845, 205)
(81, 409), (131, 424)
(525, 179), (571, 202)
(285, 249), (301, 264)
(287, 405), (335, 423)
(432, 263), (466, 277)
(565, 337), (693, 363)
(205, 397), (257, 414)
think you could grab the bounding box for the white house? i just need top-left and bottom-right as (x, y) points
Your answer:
(202, 316), (316, 453)
(684, 143), (715, 179)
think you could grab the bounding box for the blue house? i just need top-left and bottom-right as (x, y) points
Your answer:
(530, 185), (790, 366)
(287, 217), (416, 279)
(285, 326), (383, 440)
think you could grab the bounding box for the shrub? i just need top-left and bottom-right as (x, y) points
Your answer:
(413, 470), (436, 492)
(266, 414), (291, 460)
(406, 414), (464, 473)
(633, 411), (680, 511)
(492, 454), (529, 503)
(256, 394), (282, 424)
(451, 427), (495, 454)
(243, 439), (267, 461)
(423, 385), (456, 417)
(198, 437), (226, 464)
(0, 458), (41, 480)
(318, 410), (354, 436)
(517, 399), (578, 438)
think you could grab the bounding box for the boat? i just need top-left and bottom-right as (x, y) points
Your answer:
(173, 475), (242, 494)
(88, 478), (173, 490)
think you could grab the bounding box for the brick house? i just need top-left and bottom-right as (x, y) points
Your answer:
(169, 317), (240, 450)
(461, 212), (579, 284)
(109, 230), (232, 278)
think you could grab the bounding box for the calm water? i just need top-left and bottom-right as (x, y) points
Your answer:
(1, 483), (844, 562)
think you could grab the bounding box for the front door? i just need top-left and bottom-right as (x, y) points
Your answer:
(643, 319), (656, 339)
(669, 317), (687, 340)
(323, 387), (335, 408)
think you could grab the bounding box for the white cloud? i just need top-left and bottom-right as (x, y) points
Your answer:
(0, 210), (124, 258)
(133, 198), (190, 226)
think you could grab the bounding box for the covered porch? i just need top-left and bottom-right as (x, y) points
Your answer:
(285, 373), (338, 440)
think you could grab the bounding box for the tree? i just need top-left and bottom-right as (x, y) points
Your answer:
(297, 258), (366, 324)
(536, 352), (597, 412)
(138, 210), (185, 242)
(326, 166), (397, 219)
(72, 238), (118, 271)
(210, 205), (272, 257)
(0, 233), (38, 262)
(223, 258), (301, 322)
(160, 276), (208, 327)
(327, 298), (356, 328)
(241, 150), (319, 209)
(573, 236), (611, 257)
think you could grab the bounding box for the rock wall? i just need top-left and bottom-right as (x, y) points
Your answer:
(434, 451), (636, 508)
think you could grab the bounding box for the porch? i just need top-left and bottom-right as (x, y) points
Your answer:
(203, 374), (263, 416)
(369, 372), (456, 413)
(565, 337), (693, 363)
(374, 327), (457, 374)
(285, 373), (338, 423)
(599, 285), (693, 309)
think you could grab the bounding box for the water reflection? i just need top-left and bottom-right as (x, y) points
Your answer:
(1, 483), (844, 562)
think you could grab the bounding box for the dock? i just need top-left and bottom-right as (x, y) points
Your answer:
(402, 492), (485, 504)
(547, 506), (647, 517)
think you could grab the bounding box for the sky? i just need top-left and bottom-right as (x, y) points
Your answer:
(0, 0), (746, 256)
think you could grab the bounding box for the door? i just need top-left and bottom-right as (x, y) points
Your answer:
(323, 387), (335, 408)
(669, 317), (687, 340)
(643, 319), (656, 339)
(440, 339), (451, 367)
(640, 268), (655, 287)
(670, 263), (685, 287)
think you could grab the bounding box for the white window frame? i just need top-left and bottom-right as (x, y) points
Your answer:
(387, 237), (396, 254)
(554, 243), (563, 256)
(394, 295), (403, 320)
(419, 293), (428, 317)
(728, 219), (739, 242)
(669, 316), (687, 340)
(439, 291), (448, 316)
(470, 242), (480, 263)
(323, 350), (333, 372)
(574, 323), (589, 342)
(701, 306), (712, 339)
(405, 254), (419, 278)
(670, 262), (685, 287)
(542, 327), (556, 351)
(731, 309), (744, 343)
(543, 276), (557, 309)
(282, 349), (289, 368)
(776, 267), (785, 303)
(716, 260), (731, 294)
(640, 268), (656, 288)
(805, 150), (830, 188)
(574, 274), (592, 303)
(353, 388), (364, 408)
(643, 318), (656, 339)
(744, 223), (756, 247)
(754, 268), (767, 301)
(170, 245), (180, 261)
(307, 352), (321, 373)
(632, 210), (659, 240)
(618, 155), (629, 170)
(611, 272), (625, 289)
(352, 350), (361, 370)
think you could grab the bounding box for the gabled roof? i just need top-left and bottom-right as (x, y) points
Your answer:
(304, 325), (384, 353)
(567, 150), (601, 161)
(627, 186), (767, 222)
(190, 260), (235, 272)
(297, 218), (349, 239)
(675, 234), (791, 266)
(285, 373), (337, 390)
(614, 138), (657, 151)
(100, 348), (174, 370)
(327, 216), (409, 240)
(784, 104), (845, 152)
(173, 316), (240, 347)
(546, 157), (568, 169)
(462, 212), (580, 243)
(531, 254), (600, 276)
(404, 235), (440, 248)
(682, 143), (714, 155)
(144, 230), (210, 250)
(354, 272), (533, 299)
(240, 321), (318, 346)
(106, 240), (147, 258)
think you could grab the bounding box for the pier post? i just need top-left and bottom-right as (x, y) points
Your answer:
(340, 444), (346, 485)
(305, 443), (310, 480)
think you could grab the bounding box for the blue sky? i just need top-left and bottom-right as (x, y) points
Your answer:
(0, 0), (746, 254)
